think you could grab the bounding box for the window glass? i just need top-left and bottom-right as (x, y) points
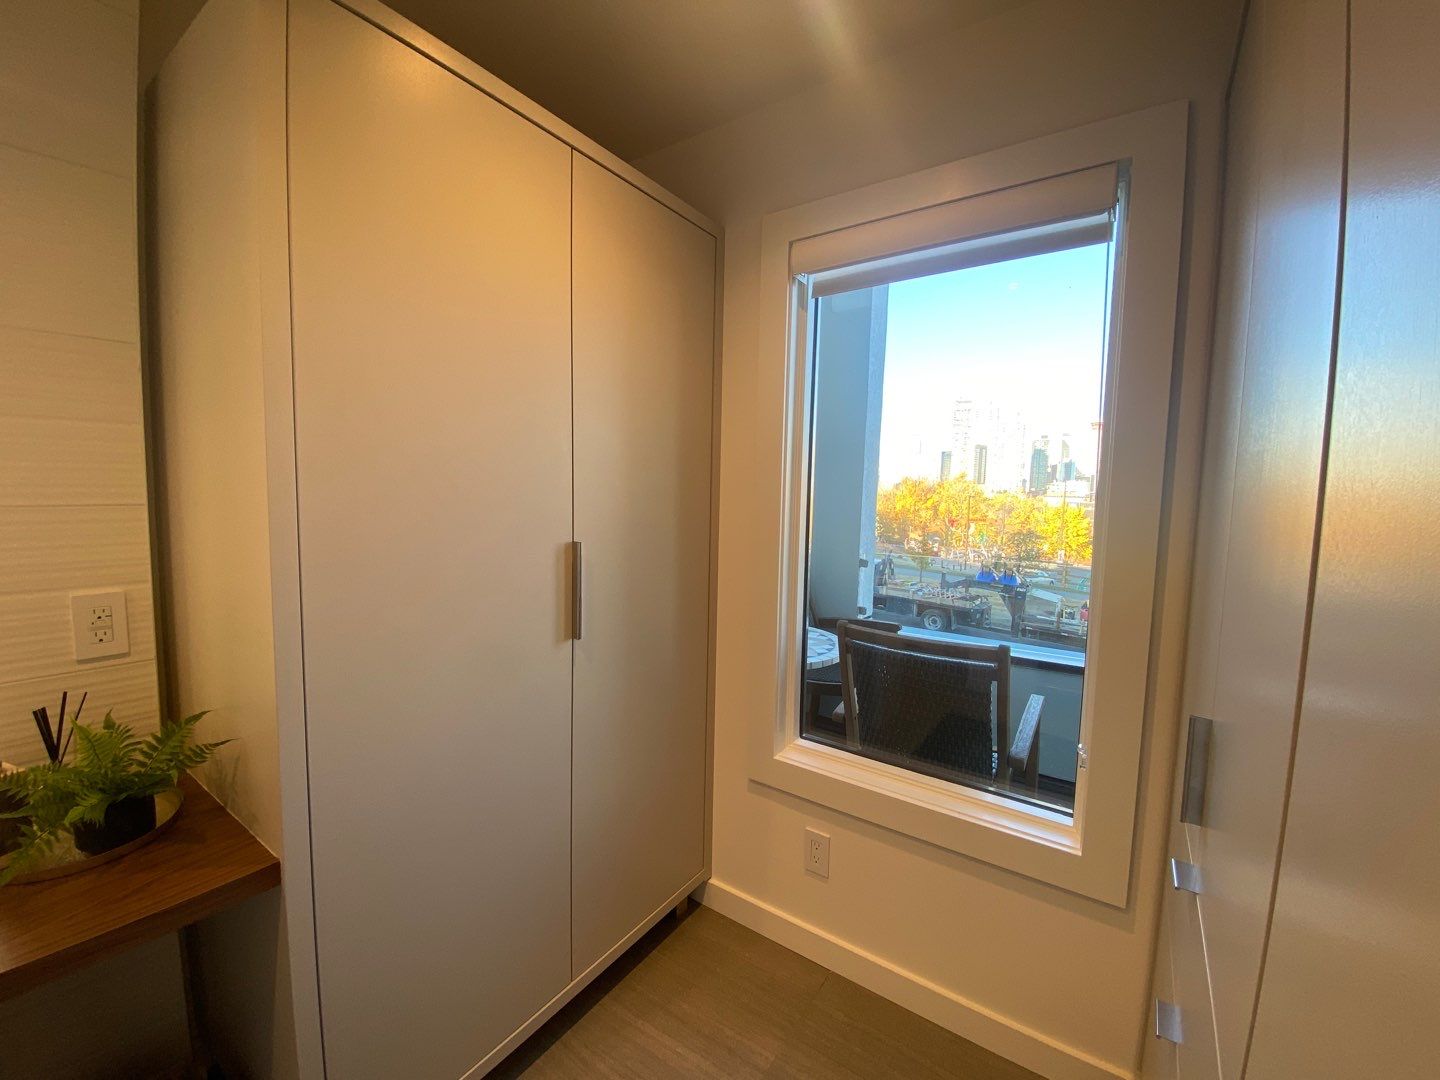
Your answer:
(801, 232), (1115, 816)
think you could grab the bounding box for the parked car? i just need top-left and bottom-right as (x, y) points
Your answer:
(1024, 570), (1056, 585)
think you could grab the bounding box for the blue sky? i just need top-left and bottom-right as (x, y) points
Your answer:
(874, 242), (1112, 486)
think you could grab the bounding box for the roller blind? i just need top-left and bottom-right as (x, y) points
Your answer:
(793, 163), (1119, 296)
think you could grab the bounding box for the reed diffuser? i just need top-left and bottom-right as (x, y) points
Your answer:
(30, 690), (86, 765)
(0, 691), (86, 855)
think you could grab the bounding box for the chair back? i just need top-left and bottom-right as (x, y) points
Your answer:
(835, 621), (1012, 784)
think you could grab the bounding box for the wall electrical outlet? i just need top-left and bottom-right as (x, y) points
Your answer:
(804, 827), (830, 878)
(71, 591), (129, 661)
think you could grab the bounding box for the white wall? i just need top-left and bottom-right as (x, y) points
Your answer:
(147, 0), (301, 1076)
(634, 1), (1242, 1075)
(0, 933), (187, 1078)
(0, 0), (187, 1072)
(0, 0), (159, 769)
(138, 0), (207, 89)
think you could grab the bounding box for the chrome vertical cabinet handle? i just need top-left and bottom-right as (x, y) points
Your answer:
(572, 540), (583, 640)
(1179, 714), (1213, 826)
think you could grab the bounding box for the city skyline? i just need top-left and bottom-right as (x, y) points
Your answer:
(951, 398), (1028, 494)
(875, 241), (1112, 488)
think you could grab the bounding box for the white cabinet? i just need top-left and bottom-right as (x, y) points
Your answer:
(1158, 1), (1346, 1078)
(150, 1), (715, 1076)
(1246, 2), (1440, 1076)
(571, 154), (715, 977)
(1156, 2), (1440, 1078)
(286, 2), (576, 1076)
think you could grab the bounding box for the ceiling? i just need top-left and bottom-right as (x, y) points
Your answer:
(385, 0), (1031, 160)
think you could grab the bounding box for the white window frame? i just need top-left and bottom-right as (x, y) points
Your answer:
(749, 102), (1187, 905)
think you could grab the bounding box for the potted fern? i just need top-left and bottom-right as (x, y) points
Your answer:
(0, 711), (228, 883)
(0, 764), (23, 856)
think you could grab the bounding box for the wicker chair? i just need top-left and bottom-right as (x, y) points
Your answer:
(803, 619), (901, 737)
(834, 620), (1044, 791)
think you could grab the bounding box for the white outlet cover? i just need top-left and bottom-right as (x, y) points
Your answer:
(805, 827), (830, 879)
(71, 591), (129, 661)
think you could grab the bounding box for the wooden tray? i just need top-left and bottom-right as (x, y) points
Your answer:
(0, 788), (184, 885)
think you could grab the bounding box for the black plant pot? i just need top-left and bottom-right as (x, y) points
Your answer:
(0, 789), (25, 856)
(72, 794), (157, 856)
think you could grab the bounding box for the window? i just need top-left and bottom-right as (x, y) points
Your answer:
(751, 106), (1187, 904)
(801, 228), (1116, 817)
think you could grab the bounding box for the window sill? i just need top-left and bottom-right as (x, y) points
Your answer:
(750, 731), (1124, 902)
(779, 738), (1076, 846)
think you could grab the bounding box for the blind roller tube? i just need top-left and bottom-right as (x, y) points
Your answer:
(808, 213), (1113, 297)
(790, 163), (1119, 278)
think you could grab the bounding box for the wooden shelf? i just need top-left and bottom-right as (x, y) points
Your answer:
(0, 774), (280, 1000)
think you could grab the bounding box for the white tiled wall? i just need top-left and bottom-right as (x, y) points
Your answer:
(0, 0), (159, 766)
(0, 1), (187, 1068)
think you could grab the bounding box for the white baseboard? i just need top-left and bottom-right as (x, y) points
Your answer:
(698, 878), (1131, 1080)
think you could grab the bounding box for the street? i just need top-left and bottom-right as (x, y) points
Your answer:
(878, 552), (1092, 603)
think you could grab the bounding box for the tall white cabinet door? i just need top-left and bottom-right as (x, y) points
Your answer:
(1180, 1), (1346, 1077)
(1248, 1), (1440, 1075)
(286, 1), (573, 1076)
(571, 153), (715, 975)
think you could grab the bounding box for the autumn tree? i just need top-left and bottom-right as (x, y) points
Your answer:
(979, 492), (1045, 566)
(874, 485), (907, 547)
(875, 475), (1094, 571)
(876, 476), (941, 551)
(933, 475), (986, 556)
(1041, 503), (1093, 566)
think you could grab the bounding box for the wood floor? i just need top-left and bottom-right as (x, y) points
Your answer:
(492, 904), (1041, 1079)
